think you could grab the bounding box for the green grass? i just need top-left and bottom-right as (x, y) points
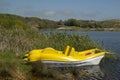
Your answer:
(0, 26), (118, 80)
(0, 27), (102, 54)
(0, 51), (31, 79)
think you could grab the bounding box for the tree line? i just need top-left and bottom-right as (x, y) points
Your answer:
(59, 18), (120, 28)
(0, 14), (120, 29)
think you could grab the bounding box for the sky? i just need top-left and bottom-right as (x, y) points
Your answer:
(0, 0), (120, 21)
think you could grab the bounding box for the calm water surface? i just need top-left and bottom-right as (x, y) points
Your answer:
(40, 30), (120, 80)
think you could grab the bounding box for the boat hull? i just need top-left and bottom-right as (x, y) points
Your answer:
(42, 55), (104, 67)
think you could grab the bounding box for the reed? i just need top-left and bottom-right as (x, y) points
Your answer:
(0, 27), (101, 55)
(0, 27), (105, 79)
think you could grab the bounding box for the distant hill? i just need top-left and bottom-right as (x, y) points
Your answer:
(0, 14), (57, 29)
(98, 19), (120, 28)
(0, 13), (120, 30)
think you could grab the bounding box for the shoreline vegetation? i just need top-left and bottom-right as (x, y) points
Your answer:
(0, 26), (103, 80)
(0, 13), (119, 79)
(0, 13), (120, 31)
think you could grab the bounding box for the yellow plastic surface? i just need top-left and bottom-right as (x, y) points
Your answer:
(23, 45), (108, 62)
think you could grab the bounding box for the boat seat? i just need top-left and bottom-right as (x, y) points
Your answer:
(63, 45), (75, 56)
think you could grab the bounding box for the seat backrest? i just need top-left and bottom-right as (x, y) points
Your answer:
(63, 45), (75, 56)
(63, 45), (70, 56)
(69, 47), (75, 56)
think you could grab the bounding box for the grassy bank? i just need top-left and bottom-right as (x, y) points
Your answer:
(2, 25), (119, 79)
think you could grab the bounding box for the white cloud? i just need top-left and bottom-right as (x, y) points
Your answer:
(44, 11), (56, 16)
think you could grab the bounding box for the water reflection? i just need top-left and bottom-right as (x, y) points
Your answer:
(100, 55), (120, 80)
(75, 55), (120, 80)
(76, 65), (104, 80)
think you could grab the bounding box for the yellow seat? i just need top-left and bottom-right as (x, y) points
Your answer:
(63, 45), (75, 56)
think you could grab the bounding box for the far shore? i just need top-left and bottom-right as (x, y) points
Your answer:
(56, 26), (120, 31)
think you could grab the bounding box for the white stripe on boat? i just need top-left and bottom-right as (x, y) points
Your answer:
(42, 55), (104, 67)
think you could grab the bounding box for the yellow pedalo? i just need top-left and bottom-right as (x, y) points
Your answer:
(23, 45), (109, 67)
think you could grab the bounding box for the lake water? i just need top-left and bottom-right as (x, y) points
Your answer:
(40, 30), (120, 80)
(71, 31), (120, 55)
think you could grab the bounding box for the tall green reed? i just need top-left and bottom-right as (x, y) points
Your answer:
(0, 27), (102, 79)
(0, 27), (101, 55)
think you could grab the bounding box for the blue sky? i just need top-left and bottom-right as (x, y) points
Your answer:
(0, 0), (120, 21)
